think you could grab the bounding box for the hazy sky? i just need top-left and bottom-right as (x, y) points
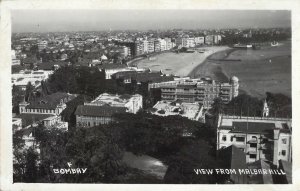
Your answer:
(12, 10), (291, 32)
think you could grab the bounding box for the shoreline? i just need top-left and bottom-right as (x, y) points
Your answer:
(188, 48), (234, 81)
(135, 46), (230, 77)
(189, 41), (291, 98)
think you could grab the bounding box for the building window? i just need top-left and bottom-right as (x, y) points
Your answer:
(249, 154), (256, 159)
(250, 143), (257, 148)
(88, 122), (90, 127)
(222, 135), (227, 142)
(231, 136), (234, 142)
(236, 137), (245, 142)
(282, 150), (286, 156)
(282, 138), (287, 144)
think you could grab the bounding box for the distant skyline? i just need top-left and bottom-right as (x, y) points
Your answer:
(12, 10), (291, 33)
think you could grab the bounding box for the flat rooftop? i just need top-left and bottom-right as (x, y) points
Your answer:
(152, 101), (202, 120)
(88, 93), (141, 107)
(152, 77), (230, 87)
(219, 115), (292, 133)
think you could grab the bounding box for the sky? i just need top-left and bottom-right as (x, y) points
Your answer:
(11, 10), (291, 33)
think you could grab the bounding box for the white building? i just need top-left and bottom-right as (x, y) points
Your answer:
(152, 100), (204, 122)
(143, 40), (148, 53)
(86, 93), (143, 114)
(159, 39), (167, 51)
(19, 92), (76, 115)
(194, 37), (205, 45)
(181, 38), (195, 48)
(11, 70), (53, 90)
(217, 115), (292, 166)
(147, 39), (155, 53)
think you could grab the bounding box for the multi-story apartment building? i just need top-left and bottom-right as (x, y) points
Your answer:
(217, 115), (292, 166)
(75, 93), (143, 127)
(214, 35), (222, 44)
(194, 37), (205, 45)
(148, 76), (239, 109)
(135, 40), (144, 56)
(154, 39), (161, 52)
(147, 39), (155, 53)
(205, 35), (222, 45)
(165, 38), (173, 50)
(159, 39), (167, 51)
(181, 37), (195, 48)
(122, 46), (131, 57)
(205, 35), (214, 45)
(142, 40), (148, 53)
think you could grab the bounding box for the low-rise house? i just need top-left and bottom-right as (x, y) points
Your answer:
(19, 92), (76, 115)
(75, 93), (143, 127)
(75, 105), (126, 127)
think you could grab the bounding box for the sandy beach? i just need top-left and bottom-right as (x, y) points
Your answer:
(135, 46), (230, 77)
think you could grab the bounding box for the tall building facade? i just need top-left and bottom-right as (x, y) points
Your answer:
(148, 76), (239, 109)
(147, 39), (155, 53)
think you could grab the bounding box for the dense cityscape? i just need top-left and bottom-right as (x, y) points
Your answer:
(12, 25), (292, 184)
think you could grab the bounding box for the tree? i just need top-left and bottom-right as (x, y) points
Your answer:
(13, 131), (26, 182)
(225, 94), (263, 117)
(211, 97), (224, 116)
(266, 92), (292, 118)
(164, 140), (224, 184)
(25, 82), (35, 102)
(24, 147), (39, 182)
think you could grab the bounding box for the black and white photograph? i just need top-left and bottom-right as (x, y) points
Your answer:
(1, 0), (299, 190)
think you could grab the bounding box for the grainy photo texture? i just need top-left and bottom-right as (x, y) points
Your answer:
(11, 9), (292, 184)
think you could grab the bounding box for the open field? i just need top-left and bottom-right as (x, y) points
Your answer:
(135, 46), (229, 77)
(189, 41), (291, 98)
